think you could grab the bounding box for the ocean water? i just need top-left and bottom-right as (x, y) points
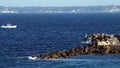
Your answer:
(0, 13), (120, 68)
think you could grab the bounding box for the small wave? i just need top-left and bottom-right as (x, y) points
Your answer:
(14, 56), (41, 60)
(27, 56), (38, 60)
(81, 40), (92, 44)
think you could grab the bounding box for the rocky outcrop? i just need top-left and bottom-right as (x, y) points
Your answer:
(31, 33), (120, 59)
(31, 45), (120, 59)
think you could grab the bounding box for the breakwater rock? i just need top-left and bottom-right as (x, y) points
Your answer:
(31, 45), (120, 59)
(30, 33), (120, 59)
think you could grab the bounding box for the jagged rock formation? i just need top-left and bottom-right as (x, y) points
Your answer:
(31, 33), (120, 59)
(85, 33), (120, 46)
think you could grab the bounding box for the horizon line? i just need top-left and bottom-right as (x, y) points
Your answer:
(0, 5), (119, 7)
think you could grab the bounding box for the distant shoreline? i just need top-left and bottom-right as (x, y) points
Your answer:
(0, 5), (120, 13)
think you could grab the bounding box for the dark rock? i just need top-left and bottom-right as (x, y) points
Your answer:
(32, 33), (120, 59)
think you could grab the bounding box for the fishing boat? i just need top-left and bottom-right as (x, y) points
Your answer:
(1, 23), (17, 28)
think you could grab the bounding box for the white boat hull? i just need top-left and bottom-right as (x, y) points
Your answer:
(1, 25), (17, 28)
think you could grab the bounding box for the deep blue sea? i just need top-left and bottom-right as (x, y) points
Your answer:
(0, 13), (120, 68)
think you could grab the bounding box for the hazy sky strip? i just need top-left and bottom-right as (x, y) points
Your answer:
(0, 0), (120, 7)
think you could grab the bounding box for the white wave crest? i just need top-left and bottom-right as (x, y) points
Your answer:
(28, 56), (38, 60)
